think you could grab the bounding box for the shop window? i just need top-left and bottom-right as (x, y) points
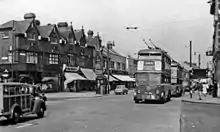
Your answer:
(26, 52), (38, 64)
(122, 63), (126, 71)
(49, 54), (59, 64)
(110, 61), (115, 69)
(117, 62), (121, 70)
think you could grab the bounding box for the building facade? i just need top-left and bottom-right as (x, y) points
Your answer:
(0, 13), (101, 92)
(209, 0), (220, 97)
(126, 55), (138, 78)
(102, 47), (135, 89)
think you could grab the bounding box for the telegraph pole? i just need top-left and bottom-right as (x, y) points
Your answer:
(190, 41), (192, 67)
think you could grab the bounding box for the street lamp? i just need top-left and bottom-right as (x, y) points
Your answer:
(194, 51), (201, 69)
(184, 41), (192, 68)
(106, 41), (115, 94)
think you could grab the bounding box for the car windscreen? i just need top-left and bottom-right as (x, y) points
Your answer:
(136, 73), (161, 86)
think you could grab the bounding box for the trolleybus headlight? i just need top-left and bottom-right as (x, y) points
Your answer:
(156, 90), (160, 94)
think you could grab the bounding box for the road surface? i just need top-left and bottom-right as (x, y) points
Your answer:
(0, 94), (181, 132)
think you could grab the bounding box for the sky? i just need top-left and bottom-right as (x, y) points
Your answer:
(0, 0), (213, 68)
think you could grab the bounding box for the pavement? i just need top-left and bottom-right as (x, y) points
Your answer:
(0, 93), (181, 132)
(180, 92), (220, 132)
(46, 91), (102, 101)
(182, 92), (220, 104)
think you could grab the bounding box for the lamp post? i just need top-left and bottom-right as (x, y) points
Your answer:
(106, 41), (115, 94)
(194, 51), (201, 69)
(185, 41), (193, 68)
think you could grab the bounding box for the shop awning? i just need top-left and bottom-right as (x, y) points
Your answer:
(42, 77), (58, 82)
(112, 74), (135, 82)
(65, 73), (86, 81)
(104, 75), (119, 82)
(80, 68), (97, 81)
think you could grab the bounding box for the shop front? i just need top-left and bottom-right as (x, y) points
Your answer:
(63, 65), (87, 92)
(104, 74), (119, 90)
(80, 68), (97, 91)
(111, 74), (135, 89)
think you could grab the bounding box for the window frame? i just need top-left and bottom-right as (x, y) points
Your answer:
(26, 52), (38, 64)
(49, 53), (59, 64)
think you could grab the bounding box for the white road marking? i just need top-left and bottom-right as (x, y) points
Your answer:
(16, 123), (32, 128)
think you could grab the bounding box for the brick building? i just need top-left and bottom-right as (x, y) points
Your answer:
(0, 13), (102, 92)
(102, 47), (135, 89)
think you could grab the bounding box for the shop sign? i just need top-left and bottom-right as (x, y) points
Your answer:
(65, 66), (79, 72)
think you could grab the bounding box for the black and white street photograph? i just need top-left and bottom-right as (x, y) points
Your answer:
(0, 0), (219, 132)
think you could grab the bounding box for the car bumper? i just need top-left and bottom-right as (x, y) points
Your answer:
(134, 94), (163, 101)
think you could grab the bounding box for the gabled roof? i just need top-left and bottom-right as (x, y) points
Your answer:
(74, 29), (85, 42)
(102, 46), (124, 57)
(0, 20), (32, 34)
(86, 35), (101, 48)
(57, 26), (76, 41)
(38, 24), (54, 38)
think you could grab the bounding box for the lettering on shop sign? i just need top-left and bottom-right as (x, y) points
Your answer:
(65, 66), (79, 72)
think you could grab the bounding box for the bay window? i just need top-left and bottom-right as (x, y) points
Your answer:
(26, 52), (38, 64)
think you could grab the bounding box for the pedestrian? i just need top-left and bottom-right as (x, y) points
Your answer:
(202, 82), (208, 97)
(189, 81), (194, 98)
(197, 81), (203, 100)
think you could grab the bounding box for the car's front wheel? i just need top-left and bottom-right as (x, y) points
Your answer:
(134, 99), (140, 103)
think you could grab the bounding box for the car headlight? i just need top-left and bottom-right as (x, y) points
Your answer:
(161, 92), (164, 97)
(133, 92), (137, 96)
(137, 90), (141, 94)
(156, 89), (160, 94)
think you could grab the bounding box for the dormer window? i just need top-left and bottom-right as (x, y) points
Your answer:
(69, 37), (74, 44)
(27, 32), (36, 40)
(50, 33), (58, 44)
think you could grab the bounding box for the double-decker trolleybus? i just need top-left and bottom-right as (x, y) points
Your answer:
(170, 60), (183, 97)
(133, 49), (172, 103)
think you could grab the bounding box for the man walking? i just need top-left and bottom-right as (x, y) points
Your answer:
(197, 80), (203, 100)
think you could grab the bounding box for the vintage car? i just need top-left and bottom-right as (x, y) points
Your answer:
(0, 82), (47, 123)
(114, 85), (128, 95)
